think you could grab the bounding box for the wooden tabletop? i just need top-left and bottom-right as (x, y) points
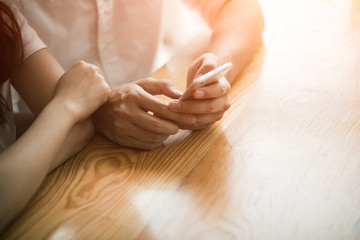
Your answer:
(3, 0), (360, 239)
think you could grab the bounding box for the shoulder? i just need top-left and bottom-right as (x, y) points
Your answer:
(5, 1), (46, 60)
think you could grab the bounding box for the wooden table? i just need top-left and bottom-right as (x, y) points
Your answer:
(3, 0), (360, 239)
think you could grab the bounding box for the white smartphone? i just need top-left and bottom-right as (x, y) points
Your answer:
(179, 62), (232, 101)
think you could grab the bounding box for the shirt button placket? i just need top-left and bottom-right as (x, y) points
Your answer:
(96, 0), (122, 88)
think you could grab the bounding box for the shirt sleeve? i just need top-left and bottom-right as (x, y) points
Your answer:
(7, 2), (46, 60)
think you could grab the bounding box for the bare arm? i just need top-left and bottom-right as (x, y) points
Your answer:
(0, 99), (79, 231)
(206, 0), (264, 83)
(0, 50), (110, 231)
(10, 49), (94, 170)
(182, 0), (264, 82)
(169, 0), (264, 129)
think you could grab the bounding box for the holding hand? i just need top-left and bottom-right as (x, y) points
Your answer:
(93, 78), (196, 150)
(54, 61), (110, 123)
(169, 53), (231, 130)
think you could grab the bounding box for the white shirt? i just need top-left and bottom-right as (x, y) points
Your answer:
(14, 0), (163, 88)
(13, 0), (226, 88)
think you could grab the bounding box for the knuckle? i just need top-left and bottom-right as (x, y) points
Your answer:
(123, 88), (138, 101)
(224, 98), (231, 110)
(220, 84), (229, 96)
(152, 121), (164, 132)
(169, 125), (179, 134)
(158, 104), (167, 115)
(215, 112), (224, 121)
(178, 115), (188, 124)
(75, 60), (86, 66)
(203, 52), (216, 58)
(139, 77), (155, 85)
(206, 102), (217, 113)
(93, 66), (100, 73)
(163, 79), (173, 87)
(182, 115), (194, 125)
(88, 66), (98, 74)
(96, 74), (105, 84)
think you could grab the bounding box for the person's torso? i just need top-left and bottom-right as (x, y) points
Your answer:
(14, 0), (163, 88)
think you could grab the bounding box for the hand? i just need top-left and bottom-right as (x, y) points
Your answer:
(53, 61), (110, 122)
(169, 53), (231, 130)
(93, 78), (196, 150)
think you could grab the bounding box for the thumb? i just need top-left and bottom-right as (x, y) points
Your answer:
(136, 78), (183, 99)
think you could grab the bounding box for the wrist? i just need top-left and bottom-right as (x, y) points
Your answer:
(46, 98), (78, 126)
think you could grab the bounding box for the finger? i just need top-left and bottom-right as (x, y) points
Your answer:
(157, 80), (183, 99)
(91, 65), (101, 74)
(178, 111), (225, 130)
(195, 57), (217, 79)
(179, 122), (212, 131)
(187, 61), (199, 86)
(188, 53), (218, 86)
(193, 77), (230, 100)
(128, 138), (164, 150)
(116, 99), (180, 135)
(136, 78), (182, 99)
(125, 123), (171, 144)
(132, 110), (179, 135)
(95, 73), (111, 99)
(95, 105), (170, 149)
(79, 61), (101, 74)
(137, 90), (197, 126)
(169, 96), (231, 114)
(193, 111), (225, 127)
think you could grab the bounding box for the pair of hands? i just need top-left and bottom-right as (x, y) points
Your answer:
(93, 53), (232, 150)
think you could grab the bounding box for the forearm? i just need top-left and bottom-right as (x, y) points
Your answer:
(0, 100), (75, 231)
(11, 50), (95, 171)
(14, 111), (94, 171)
(50, 117), (94, 171)
(1, 46), (108, 232)
(208, 0), (264, 83)
(14, 112), (35, 138)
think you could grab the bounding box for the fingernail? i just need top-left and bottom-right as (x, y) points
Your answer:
(169, 100), (181, 110)
(174, 89), (183, 96)
(194, 90), (205, 98)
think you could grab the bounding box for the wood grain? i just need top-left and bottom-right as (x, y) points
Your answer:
(2, 0), (360, 239)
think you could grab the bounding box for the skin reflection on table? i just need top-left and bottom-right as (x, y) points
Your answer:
(3, 0), (360, 239)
